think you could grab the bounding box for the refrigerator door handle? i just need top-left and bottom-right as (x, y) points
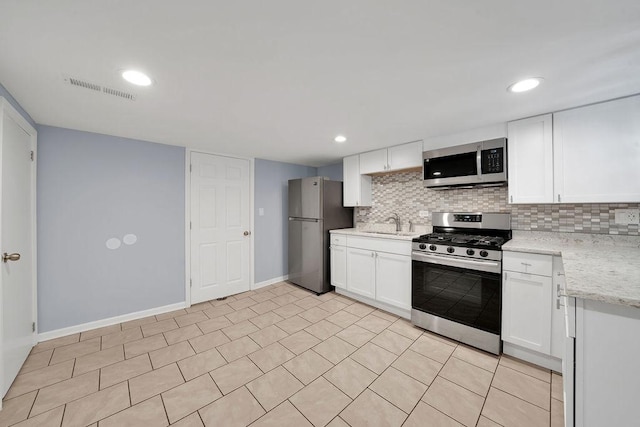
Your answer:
(288, 217), (320, 222)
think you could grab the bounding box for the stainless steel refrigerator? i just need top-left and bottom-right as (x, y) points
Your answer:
(288, 177), (353, 294)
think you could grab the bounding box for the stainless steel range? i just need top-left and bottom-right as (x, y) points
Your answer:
(411, 212), (511, 354)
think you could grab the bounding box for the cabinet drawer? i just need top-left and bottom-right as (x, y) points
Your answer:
(330, 234), (347, 246)
(346, 236), (411, 256)
(503, 251), (553, 276)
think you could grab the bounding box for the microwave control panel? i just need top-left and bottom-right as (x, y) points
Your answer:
(481, 147), (504, 174)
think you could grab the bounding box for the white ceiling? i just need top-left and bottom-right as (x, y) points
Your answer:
(1, 1), (639, 166)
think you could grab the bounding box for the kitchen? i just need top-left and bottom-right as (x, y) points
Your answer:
(1, 1), (640, 426)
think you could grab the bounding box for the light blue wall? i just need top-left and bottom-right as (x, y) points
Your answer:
(0, 81), (36, 128)
(37, 125), (185, 332)
(254, 159), (317, 283)
(317, 162), (343, 181)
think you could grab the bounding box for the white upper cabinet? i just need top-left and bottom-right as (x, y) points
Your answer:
(507, 114), (554, 204)
(343, 154), (372, 207)
(387, 140), (423, 171)
(359, 149), (388, 174)
(508, 95), (640, 204)
(358, 141), (423, 175)
(553, 95), (640, 203)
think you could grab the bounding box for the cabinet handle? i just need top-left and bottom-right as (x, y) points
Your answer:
(557, 284), (567, 298)
(521, 262), (532, 266)
(510, 195), (513, 203)
(371, 252), (375, 258)
(557, 194), (561, 202)
(557, 271), (565, 276)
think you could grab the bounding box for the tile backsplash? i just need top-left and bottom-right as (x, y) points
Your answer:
(355, 170), (640, 236)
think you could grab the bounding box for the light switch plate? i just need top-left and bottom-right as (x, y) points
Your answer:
(614, 209), (640, 225)
(258, 208), (264, 216)
(419, 210), (430, 218)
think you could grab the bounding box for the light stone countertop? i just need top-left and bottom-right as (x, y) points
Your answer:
(503, 231), (640, 308)
(329, 228), (421, 241)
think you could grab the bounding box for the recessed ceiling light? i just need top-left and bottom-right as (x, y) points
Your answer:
(507, 77), (543, 93)
(334, 135), (347, 143)
(122, 70), (153, 86)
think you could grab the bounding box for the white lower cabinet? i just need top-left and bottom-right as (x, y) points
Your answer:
(573, 298), (640, 426)
(330, 245), (347, 289)
(550, 257), (566, 359)
(330, 232), (412, 317)
(502, 271), (552, 354)
(375, 252), (411, 310)
(346, 247), (376, 298)
(502, 251), (565, 371)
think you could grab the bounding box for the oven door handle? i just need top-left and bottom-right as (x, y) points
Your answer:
(412, 251), (501, 274)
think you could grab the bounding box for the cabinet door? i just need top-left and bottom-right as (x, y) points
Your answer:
(346, 247), (376, 298)
(375, 252), (411, 310)
(388, 141), (423, 172)
(330, 245), (347, 289)
(359, 149), (388, 174)
(502, 271), (552, 354)
(342, 155), (372, 207)
(507, 114), (554, 204)
(550, 257), (566, 359)
(553, 95), (640, 203)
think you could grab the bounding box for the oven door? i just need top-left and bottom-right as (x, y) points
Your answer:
(411, 252), (502, 335)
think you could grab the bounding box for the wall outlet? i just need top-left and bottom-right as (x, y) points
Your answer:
(419, 210), (430, 218)
(614, 209), (640, 225)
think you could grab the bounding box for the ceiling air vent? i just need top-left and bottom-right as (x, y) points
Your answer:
(103, 86), (136, 101)
(67, 77), (101, 92)
(63, 75), (136, 101)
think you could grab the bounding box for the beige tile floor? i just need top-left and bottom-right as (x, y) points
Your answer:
(0, 282), (565, 427)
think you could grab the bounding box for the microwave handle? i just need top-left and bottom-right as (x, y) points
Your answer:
(476, 144), (482, 178)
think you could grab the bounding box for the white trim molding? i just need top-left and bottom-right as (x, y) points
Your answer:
(37, 302), (187, 343)
(253, 275), (289, 291)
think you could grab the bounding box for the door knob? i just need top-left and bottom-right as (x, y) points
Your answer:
(3, 253), (21, 263)
(243, 231), (251, 236)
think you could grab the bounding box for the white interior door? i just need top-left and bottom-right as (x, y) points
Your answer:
(190, 152), (251, 303)
(1, 102), (36, 398)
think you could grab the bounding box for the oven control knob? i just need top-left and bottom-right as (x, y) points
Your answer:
(446, 246), (455, 254)
(419, 244), (427, 250)
(466, 249), (475, 256)
(429, 245), (437, 251)
(480, 250), (489, 257)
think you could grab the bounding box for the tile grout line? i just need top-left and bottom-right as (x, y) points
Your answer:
(25, 387), (40, 420)
(159, 393), (171, 425)
(492, 365), (553, 411)
(475, 352), (500, 426)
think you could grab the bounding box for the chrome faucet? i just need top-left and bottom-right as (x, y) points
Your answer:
(387, 213), (401, 232)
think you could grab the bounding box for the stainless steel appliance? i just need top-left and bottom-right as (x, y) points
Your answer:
(423, 138), (507, 189)
(411, 212), (511, 354)
(288, 177), (353, 294)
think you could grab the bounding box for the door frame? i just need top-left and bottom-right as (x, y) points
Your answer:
(184, 148), (255, 307)
(0, 97), (38, 405)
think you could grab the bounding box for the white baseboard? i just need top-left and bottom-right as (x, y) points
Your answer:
(503, 342), (562, 373)
(335, 288), (411, 320)
(252, 275), (289, 291)
(37, 301), (188, 343)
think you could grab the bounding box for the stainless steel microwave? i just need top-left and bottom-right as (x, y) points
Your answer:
(423, 138), (507, 189)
